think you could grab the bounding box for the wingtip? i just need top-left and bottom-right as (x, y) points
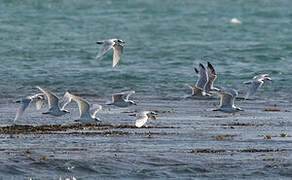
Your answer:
(207, 62), (216, 73)
(199, 63), (205, 69)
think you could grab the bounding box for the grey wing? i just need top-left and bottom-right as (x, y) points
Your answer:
(96, 40), (114, 59)
(60, 92), (72, 110)
(72, 96), (91, 118)
(112, 93), (124, 102)
(196, 63), (208, 89)
(206, 62), (217, 83)
(135, 112), (148, 128)
(92, 105), (102, 118)
(220, 93), (234, 108)
(123, 91), (135, 101)
(112, 44), (123, 68)
(204, 62), (217, 92)
(185, 84), (203, 95)
(14, 99), (31, 122)
(245, 81), (263, 99)
(35, 99), (44, 110)
(36, 86), (59, 110)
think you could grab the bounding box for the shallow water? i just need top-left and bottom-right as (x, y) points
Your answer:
(0, 0), (292, 179)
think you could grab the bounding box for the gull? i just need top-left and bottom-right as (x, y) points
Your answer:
(96, 39), (125, 68)
(204, 62), (220, 94)
(36, 86), (70, 116)
(107, 91), (136, 107)
(135, 111), (157, 128)
(14, 93), (45, 123)
(244, 74), (272, 100)
(185, 63), (210, 96)
(63, 92), (102, 124)
(213, 89), (243, 113)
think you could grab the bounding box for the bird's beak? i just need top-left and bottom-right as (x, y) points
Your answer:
(96, 41), (103, 44)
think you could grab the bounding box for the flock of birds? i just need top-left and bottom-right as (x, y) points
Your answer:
(185, 62), (272, 112)
(14, 38), (272, 127)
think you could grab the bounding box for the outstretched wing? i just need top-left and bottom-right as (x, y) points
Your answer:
(195, 63), (208, 89)
(14, 98), (31, 122)
(205, 62), (217, 92)
(215, 90), (235, 108)
(70, 94), (91, 119)
(112, 44), (123, 68)
(35, 99), (44, 110)
(29, 93), (45, 110)
(245, 81), (263, 99)
(60, 92), (73, 110)
(135, 111), (149, 128)
(96, 40), (114, 59)
(112, 93), (124, 102)
(122, 91), (135, 101)
(185, 84), (203, 95)
(36, 86), (59, 110)
(92, 104), (102, 118)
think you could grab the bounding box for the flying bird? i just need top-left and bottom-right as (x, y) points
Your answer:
(135, 111), (157, 128)
(14, 93), (45, 123)
(185, 63), (210, 96)
(96, 39), (125, 68)
(204, 62), (220, 93)
(36, 86), (70, 116)
(63, 92), (102, 124)
(244, 74), (272, 100)
(212, 89), (243, 113)
(107, 91), (136, 107)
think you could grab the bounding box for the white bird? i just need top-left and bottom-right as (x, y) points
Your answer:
(96, 39), (125, 68)
(107, 91), (136, 107)
(244, 74), (272, 100)
(36, 86), (70, 116)
(204, 62), (220, 93)
(230, 18), (242, 24)
(213, 89), (243, 113)
(63, 92), (102, 124)
(135, 111), (157, 128)
(186, 63), (210, 96)
(14, 93), (45, 123)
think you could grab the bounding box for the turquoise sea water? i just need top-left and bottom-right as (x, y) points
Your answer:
(0, 0), (292, 179)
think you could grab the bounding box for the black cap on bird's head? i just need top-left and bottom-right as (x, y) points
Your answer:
(116, 39), (125, 44)
(129, 100), (137, 105)
(62, 109), (70, 114)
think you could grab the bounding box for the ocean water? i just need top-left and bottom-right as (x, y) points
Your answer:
(0, 0), (292, 179)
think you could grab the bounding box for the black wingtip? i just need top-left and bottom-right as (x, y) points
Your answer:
(199, 63), (205, 70)
(194, 68), (199, 74)
(207, 62), (216, 74)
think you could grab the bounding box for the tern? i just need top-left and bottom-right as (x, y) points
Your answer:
(244, 74), (272, 100)
(204, 62), (220, 93)
(63, 92), (102, 124)
(135, 111), (157, 128)
(213, 89), (243, 113)
(186, 63), (210, 96)
(36, 86), (70, 116)
(14, 93), (45, 123)
(96, 39), (125, 68)
(107, 91), (136, 107)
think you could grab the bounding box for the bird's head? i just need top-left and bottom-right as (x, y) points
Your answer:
(62, 109), (70, 114)
(95, 118), (102, 122)
(236, 107), (244, 111)
(115, 39), (125, 44)
(264, 77), (272, 82)
(129, 100), (137, 105)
